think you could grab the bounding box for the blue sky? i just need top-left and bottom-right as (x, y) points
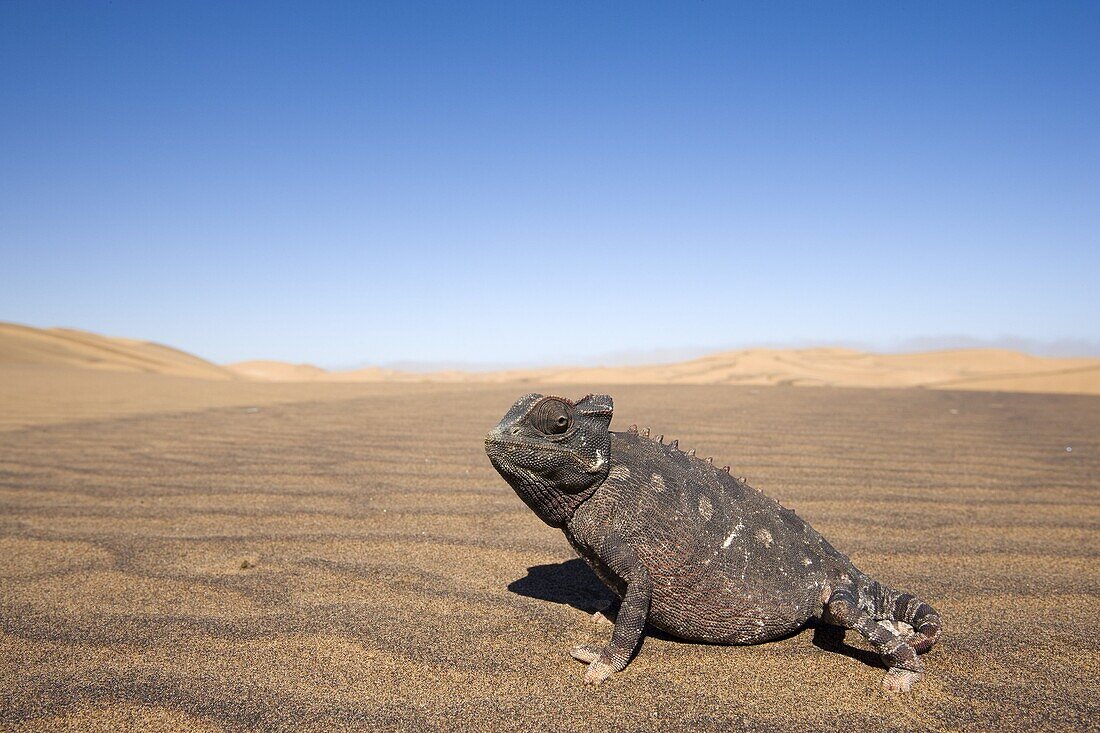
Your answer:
(2, 2), (1098, 368)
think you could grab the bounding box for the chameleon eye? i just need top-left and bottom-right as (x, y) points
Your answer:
(529, 398), (574, 435)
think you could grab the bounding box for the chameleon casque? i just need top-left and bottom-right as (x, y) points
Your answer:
(484, 393), (942, 692)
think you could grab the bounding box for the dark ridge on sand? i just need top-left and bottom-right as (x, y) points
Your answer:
(1, 382), (1098, 731)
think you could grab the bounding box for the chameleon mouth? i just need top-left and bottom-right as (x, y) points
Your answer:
(483, 436), (578, 456)
(484, 436), (607, 474)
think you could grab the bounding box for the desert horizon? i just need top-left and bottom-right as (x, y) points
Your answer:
(5, 320), (1100, 397)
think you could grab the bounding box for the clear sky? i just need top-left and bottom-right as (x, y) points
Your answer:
(2, 2), (1098, 368)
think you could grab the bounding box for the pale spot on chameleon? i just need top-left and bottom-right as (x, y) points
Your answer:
(755, 528), (773, 546)
(721, 519), (746, 549)
(651, 474), (666, 492)
(591, 449), (606, 470)
(698, 495), (713, 521)
(609, 465), (631, 481)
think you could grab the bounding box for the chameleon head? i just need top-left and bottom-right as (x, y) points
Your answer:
(485, 393), (614, 527)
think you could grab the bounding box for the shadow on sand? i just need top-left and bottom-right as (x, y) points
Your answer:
(508, 557), (883, 669)
(507, 558), (616, 615)
(808, 622), (884, 669)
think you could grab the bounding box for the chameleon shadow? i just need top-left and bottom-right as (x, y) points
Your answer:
(808, 622), (886, 669)
(507, 558), (617, 615)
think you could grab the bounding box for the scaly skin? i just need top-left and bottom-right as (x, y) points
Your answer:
(485, 393), (942, 692)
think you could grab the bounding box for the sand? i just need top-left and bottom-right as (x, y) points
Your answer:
(0, 365), (420, 432)
(5, 321), (1100, 395)
(230, 348), (1100, 395)
(1, 367), (1097, 732)
(0, 323), (236, 381)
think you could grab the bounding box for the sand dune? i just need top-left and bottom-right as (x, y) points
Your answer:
(7, 322), (1100, 395)
(226, 360), (407, 382)
(234, 346), (1100, 396)
(226, 360), (330, 381)
(0, 322), (235, 380)
(503, 347), (1100, 395)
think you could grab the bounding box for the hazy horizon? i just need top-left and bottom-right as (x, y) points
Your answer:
(2, 3), (1097, 367)
(368, 335), (1100, 373)
(8, 319), (1100, 372)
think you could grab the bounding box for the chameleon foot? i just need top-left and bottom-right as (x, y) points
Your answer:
(583, 659), (616, 685)
(882, 667), (923, 693)
(570, 643), (602, 663)
(570, 644), (616, 685)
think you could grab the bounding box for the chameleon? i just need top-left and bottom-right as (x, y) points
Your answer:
(484, 393), (942, 692)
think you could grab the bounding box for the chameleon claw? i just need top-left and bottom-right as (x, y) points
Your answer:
(584, 659), (616, 685)
(572, 645), (617, 684)
(570, 644), (602, 664)
(881, 667), (923, 693)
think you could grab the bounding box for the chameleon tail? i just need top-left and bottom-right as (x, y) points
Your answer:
(867, 579), (943, 653)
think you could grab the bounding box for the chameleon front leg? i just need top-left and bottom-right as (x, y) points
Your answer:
(570, 560), (652, 684)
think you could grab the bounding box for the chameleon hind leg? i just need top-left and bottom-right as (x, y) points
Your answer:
(824, 587), (924, 693)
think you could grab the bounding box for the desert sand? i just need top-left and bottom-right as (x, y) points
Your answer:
(5, 321), (1099, 396)
(2, 325), (1098, 730)
(229, 348), (1100, 396)
(1, 359), (1098, 732)
(0, 322), (236, 381)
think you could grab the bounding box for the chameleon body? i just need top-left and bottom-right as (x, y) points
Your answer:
(484, 393), (942, 692)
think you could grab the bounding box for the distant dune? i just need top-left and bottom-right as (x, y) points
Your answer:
(226, 360), (331, 381)
(6, 322), (1100, 395)
(226, 360), (407, 382)
(230, 346), (1100, 396)
(0, 322), (236, 380)
(485, 347), (1100, 395)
